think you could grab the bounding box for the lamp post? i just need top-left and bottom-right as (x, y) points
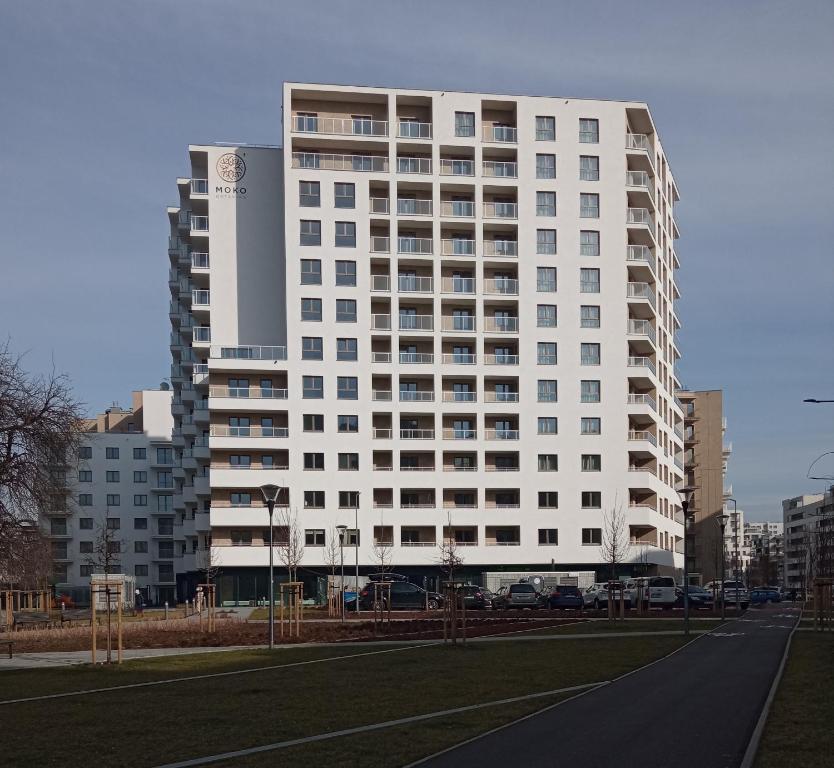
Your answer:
(336, 524), (347, 623)
(726, 497), (739, 611)
(260, 484), (282, 650)
(355, 493), (360, 615)
(677, 486), (695, 637)
(717, 513), (730, 621)
(803, 398), (834, 403)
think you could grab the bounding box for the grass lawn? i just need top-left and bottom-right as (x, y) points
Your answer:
(1, 635), (685, 767)
(755, 632), (834, 768)
(523, 617), (725, 635)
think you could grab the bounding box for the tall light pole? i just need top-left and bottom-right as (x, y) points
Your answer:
(726, 497), (739, 611)
(354, 492), (360, 615)
(677, 486), (695, 637)
(260, 484), (282, 650)
(337, 524), (347, 623)
(803, 398), (834, 403)
(717, 513), (730, 621)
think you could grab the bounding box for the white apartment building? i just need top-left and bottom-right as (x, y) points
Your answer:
(783, 491), (833, 589)
(168, 83), (685, 604)
(45, 390), (175, 605)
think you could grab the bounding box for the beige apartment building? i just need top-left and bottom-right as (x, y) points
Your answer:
(168, 82), (686, 604)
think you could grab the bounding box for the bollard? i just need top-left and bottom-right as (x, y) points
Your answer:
(164, 601), (169, 620)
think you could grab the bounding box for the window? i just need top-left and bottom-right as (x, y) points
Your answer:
(302, 376), (323, 399)
(538, 380), (557, 402)
(156, 470), (173, 488)
(106, 447), (119, 460)
(157, 447), (173, 465)
(582, 528), (602, 545)
(538, 417), (558, 435)
(80, 518), (93, 530)
(133, 470), (147, 483)
(299, 181), (320, 207)
(536, 267), (556, 292)
(79, 493), (93, 506)
(537, 304), (557, 328)
(300, 259), (322, 285)
(337, 376), (358, 400)
(581, 343), (601, 366)
(106, 494), (120, 506)
(538, 491), (559, 508)
(536, 153), (556, 179)
(134, 564), (148, 577)
(333, 182), (356, 209)
(304, 453), (325, 471)
(302, 336), (323, 360)
(582, 491), (602, 508)
(79, 470), (92, 482)
(79, 541), (93, 554)
(581, 380), (601, 403)
(536, 191), (556, 217)
(78, 446), (92, 459)
(133, 494), (148, 507)
(580, 193), (599, 218)
(335, 261), (357, 287)
(229, 454), (251, 467)
(133, 447), (146, 459)
(135, 540), (148, 553)
(537, 342), (557, 365)
(303, 414), (324, 432)
(158, 564), (174, 582)
(301, 298), (322, 322)
(336, 299), (357, 323)
(230, 530), (252, 547)
(79, 564), (93, 577)
(230, 492), (251, 506)
(580, 268), (600, 293)
(157, 495), (173, 512)
(335, 221), (356, 247)
(300, 220), (321, 246)
(336, 338), (357, 361)
(338, 415), (358, 433)
(338, 453), (359, 471)
(106, 517), (120, 530)
(539, 528), (558, 545)
(535, 116), (555, 141)
(538, 454), (558, 472)
(106, 470), (119, 483)
(134, 518), (147, 530)
(537, 229), (556, 254)
(305, 529), (326, 547)
(580, 230), (600, 257)
(580, 155), (600, 181)
(582, 454), (602, 472)
(455, 111), (475, 137)
(579, 118), (599, 143)
(303, 491), (325, 509)
(581, 305), (600, 328)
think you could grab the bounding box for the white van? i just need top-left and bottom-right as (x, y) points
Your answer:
(624, 576), (677, 609)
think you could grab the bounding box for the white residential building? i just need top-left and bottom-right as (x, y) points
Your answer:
(168, 83), (686, 603)
(45, 390), (175, 605)
(783, 491), (833, 589)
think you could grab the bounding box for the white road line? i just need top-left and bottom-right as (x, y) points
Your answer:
(0, 643), (437, 706)
(149, 682), (609, 768)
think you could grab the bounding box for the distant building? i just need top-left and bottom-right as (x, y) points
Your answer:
(783, 490), (834, 590)
(678, 390), (730, 584)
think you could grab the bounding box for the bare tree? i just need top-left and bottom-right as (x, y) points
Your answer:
(276, 507), (305, 583)
(196, 544), (222, 586)
(323, 527), (340, 580)
(438, 512), (465, 583)
(82, 515), (125, 576)
(0, 343), (84, 585)
(599, 497), (629, 582)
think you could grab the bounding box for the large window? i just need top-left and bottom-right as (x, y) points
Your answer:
(538, 491), (558, 508)
(580, 193), (600, 218)
(536, 153), (556, 179)
(300, 220), (321, 246)
(106, 494), (120, 506)
(535, 116), (555, 141)
(455, 111), (475, 137)
(537, 380), (558, 402)
(581, 417), (601, 435)
(538, 454), (558, 472)
(338, 415), (358, 433)
(301, 298), (322, 322)
(581, 380), (601, 403)
(338, 453), (359, 471)
(335, 222), (356, 248)
(536, 267), (557, 292)
(302, 376), (324, 399)
(581, 343), (601, 366)
(336, 299), (357, 323)
(305, 529), (326, 547)
(300, 259), (321, 285)
(579, 118), (599, 143)
(79, 470), (92, 482)
(537, 304), (557, 328)
(582, 454), (602, 472)
(537, 229), (557, 254)
(133, 448), (146, 459)
(337, 377), (358, 400)
(303, 414), (324, 432)
(301, 336), (323, 360)
(537, 417), (558, 435)
(539, 528), (559, 546)
(580, 230), (600, 256)
(582, 528), (602, 545)
(304, 491), (325, 508)
(581, 305), (600, 328)
(78, 446), (92, 459)
(582, 491), (602, 508)
(339, 490), (360, 508)
(133, 470), (147, 483)
(105, 447), (119, 460)
(336, 338), (357, 361)
(536, 191), (556, 217)
(580, 268), (600, 293)
(335, 261), (357, 287)
(299, 181), (320, 207)
(537, 342), (557, 365)
(334, 182), (355, 209)
(304, 453), (325, 471)
(579, 155), (600, 181)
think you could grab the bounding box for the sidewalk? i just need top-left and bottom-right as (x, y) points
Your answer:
(414, 604), (799, 768)
(0, 645), (252, 670)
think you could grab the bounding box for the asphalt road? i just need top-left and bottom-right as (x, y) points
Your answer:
(415, 604), (799, 768)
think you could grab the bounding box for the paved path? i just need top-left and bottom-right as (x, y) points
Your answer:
(414, 604), (799, 768)
(0, 645), (252, 670)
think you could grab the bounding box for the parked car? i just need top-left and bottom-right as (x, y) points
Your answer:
(583, 582), (627, 609)
(623, 577), (677, 609)
(358, 580), (444, 610)
(459, 584), (494, 610)
(674, 585), (714, 610)
(750, 587), (781, 604)
(548, 585), (584, 610)
(492, 583), (542, 610)
(718, 580), (750, 609)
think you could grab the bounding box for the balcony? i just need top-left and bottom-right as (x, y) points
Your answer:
(627, 319), (656, 344)
(484, 317), (518, 333)
(190, 216), (209, 233)
(442, 391), (477, 403)
(484, 429), (519, 440)
(398, 275), (433, 293)
(400, 351), (434, 364)
(627, 244), (654, 269)
(627, 393), (657, 410)
(443, 428), (477, 440)
(441, 353), (476, 365)
(441, 316), (476, 332)
(440, 200), (475, 218)
(396, 156), (432, 175)
(483, 353), (518, 366)
(440, 159), (475, 176)
(397, 198), (433, 216)
(370, 236), (390, 253)
(291, 152), (388, 172)
(483, 278), (518, 295)
(482, 125), (518, 143)
(190, 179), (208, 195)
(627, 282), (657, 309)
(210, 426), (289, 438)
(399, 390), (435, 402)
(483, 240), (517, 258)
(210, 345), (288, 361)
(401, 528), (437, 547)
(397, 237), (433, 255)
(484, 391), (519, 403)
(626, 170), (655, 198)
(627, 356), (656, 375)
(292, 115), (388, 136)
(398, 120), (432, 139)
(485, 526), (520, 546)
(483, 202), (518, 219)
(400, 428), (435, 440)
(371, 275), (391, 292)
(628, 430), (658, 447)
(482, 161), (518, 178)
(192, 290), (210, 306)
(370, 314), (391, 330)
(209, 385), (288, 400)
(627, 207), (653, 227)
(398, 314), (434, 331)
(441, 239), (476, 257)
(191, 252), (209, 269)
(372, 428), (392, 439)
(372, 390), (392, 401)
(441, 277), (475, 294)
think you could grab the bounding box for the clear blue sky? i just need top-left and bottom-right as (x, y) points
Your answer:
(1, 0), (832, 520)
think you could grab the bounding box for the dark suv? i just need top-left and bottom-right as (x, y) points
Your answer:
(358, 580), (444, 610)
(459, 584), (494, 610)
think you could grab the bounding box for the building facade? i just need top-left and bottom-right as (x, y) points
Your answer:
(168, 83), (686, 603)
(45, 390), (175, 605)
(783, 490), (834, 590)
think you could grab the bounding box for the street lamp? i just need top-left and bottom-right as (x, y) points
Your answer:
(803, 398), (834, 403)
(677, 485), (695, 637)
(336, 524), (347, 623)
(260, 484), (282, 650)
(717, 513), (730, 621)
(726, 497), (740, 612)
(354, 493), (360, 615)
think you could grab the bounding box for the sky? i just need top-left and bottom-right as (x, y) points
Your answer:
(1, 0), (832, 520)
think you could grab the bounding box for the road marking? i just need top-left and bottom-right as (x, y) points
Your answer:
(149, 682), (610, 768)
(709, 632), (745, 637)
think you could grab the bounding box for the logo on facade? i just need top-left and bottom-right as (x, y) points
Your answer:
(216, 153), (246, 183)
